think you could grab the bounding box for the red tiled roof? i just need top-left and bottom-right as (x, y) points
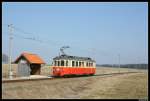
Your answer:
(14, 52), (45, 64)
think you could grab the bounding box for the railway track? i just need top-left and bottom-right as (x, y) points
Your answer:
(93, 71), (140, 77)
(2, 71), (141, 83)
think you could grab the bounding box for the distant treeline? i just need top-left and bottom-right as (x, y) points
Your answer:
(96, 64), (148, 69)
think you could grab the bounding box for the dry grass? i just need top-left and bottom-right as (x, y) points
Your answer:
(2, 64), (148, 99)
(80, 72), (148, 99)
(2, 64), (18, 78)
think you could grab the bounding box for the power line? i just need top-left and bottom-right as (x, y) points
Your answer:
(3, 25), (101, 55)
(3, 24), (35, 35)
(4, 24), (123, 63)
(4, 32), (62, 50)
(4, 25), (99, 54)
(12, 26), (63, 46)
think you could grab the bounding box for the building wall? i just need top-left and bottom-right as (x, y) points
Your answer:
(17, 58), (31, 77)
(18, 63), (30, 77)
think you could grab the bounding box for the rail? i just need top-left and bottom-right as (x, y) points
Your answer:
(2, 71), (142, 83)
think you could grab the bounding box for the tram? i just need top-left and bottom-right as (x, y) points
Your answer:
(52, 46), (96, 77)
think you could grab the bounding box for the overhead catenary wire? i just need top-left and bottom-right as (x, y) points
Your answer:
(3, 31), (61, 47)
(3, 24), (95, 51)
(10, 25), (62, 46)
(3, 25), (91, 54)
(5, 25), (123, 59)
(13, 26), (34, 35)
(3, 24), (135, 66)
(3, 24), (119, 66)
(3, 24), (109, 53)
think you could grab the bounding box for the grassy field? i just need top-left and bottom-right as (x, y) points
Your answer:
(2, 64), (148, 99)
(2, 64), (18, 78)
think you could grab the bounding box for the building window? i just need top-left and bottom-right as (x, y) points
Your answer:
(76, 61), (78, 67)
(61, 60), (64, 66)
(72, 61), (75, 67)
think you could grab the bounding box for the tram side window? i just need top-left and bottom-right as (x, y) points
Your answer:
(76, 61), (78, 67)
(66, 60), (68, 66)
(89, 63), (91, 67)
(61, 60), (64, 66)
(82, 62), (84, 67)
(54, 61), (57, 66)
(91, 63), (93, 67)
(72, 61), (75, 67)
(86, 62), (88, 67)
(79, 62), (81, 67)
(58, 61), (60, 66)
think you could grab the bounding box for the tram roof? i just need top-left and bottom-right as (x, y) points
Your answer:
(53, 55), (95, 62)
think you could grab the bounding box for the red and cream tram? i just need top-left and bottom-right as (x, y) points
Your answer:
(52, 55), (96, 77)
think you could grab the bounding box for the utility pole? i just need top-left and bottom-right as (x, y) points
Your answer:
(138, 57), (141, 72)
(136, 57), (140, 72)
(118, 54), (120, 73)
(8, 24), (13, 79)
(128, 64), (130, 72)
(112, 63), (113, 68)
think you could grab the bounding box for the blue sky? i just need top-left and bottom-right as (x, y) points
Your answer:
(2, 2), (148, 64)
